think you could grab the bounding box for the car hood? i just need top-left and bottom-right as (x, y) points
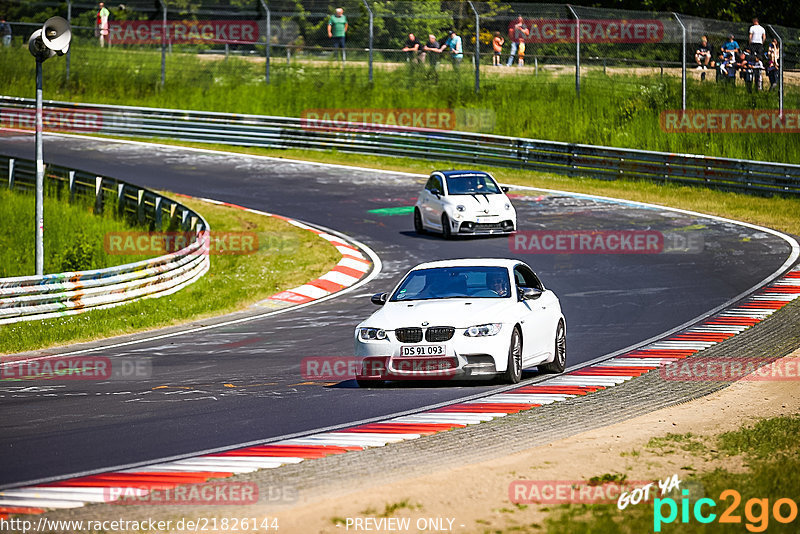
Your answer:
(444, 193), (512, 214)
(360, 298), (515, 330)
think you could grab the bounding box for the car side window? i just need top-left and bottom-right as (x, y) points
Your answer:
(425, 176), (443, 195)
(514, 265), (543, 290)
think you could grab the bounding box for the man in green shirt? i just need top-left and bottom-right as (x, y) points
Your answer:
(327, 7), (348, 62)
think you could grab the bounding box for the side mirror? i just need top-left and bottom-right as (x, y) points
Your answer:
(519, 287), (543, 300)
(371, 292), (388, 305)
(501, 186), (509, 193)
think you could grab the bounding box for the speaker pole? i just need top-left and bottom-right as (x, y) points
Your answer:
(27, 17), (71, 275)
(35, 59), (44, 275)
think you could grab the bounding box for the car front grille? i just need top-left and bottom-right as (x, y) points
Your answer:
(395, 327), (423, 343)
(425, 326), (455, 342)
(395, 326), (455, 343)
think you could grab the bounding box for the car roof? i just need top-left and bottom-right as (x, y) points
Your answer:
(409, 258), (525, 271)
(432, 170), (494, 179)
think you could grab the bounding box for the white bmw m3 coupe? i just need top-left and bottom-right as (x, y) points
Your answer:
(354, 259), (566, 386)
(413, 170), (516, 238)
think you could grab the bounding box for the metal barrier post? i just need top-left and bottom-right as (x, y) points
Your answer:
(468, 1), (479, 94)
(361, 0), (373, 82)
(674, 13), (686, 111)
(159, 0), (167, 87)
(154, 197), (162, 230)
(260, 0), (271, 84)
(567, 5), (580, 97)
(95, 177), (104, 214)
(7, 158), (14, 189)
(768, 25), (784, 119)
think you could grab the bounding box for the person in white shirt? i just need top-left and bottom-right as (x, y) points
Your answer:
(749, 17), (766, 58)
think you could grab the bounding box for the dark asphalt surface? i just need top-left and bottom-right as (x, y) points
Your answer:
(0, 133), (793, 487)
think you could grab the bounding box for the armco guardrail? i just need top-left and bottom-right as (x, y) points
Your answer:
(0, 154), (210, 325)
(1, 96), (799, 196)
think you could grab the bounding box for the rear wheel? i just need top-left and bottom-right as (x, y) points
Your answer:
(502, 327), (523, 384)
(540, 321), (566, 374)
(441, 213), (453, 239)
(414, 208), (425, 234)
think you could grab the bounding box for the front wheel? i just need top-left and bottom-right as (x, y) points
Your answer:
(414, 208), (425, 234)
(502, 327), (523, 384)
(441, 213), (453, 239)
(539, 321), (566, 374)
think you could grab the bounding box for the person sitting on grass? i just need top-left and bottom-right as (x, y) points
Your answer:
(720, 51), (737, 85)
(695, 35), (713, 80)
(721, 34), (740, 58)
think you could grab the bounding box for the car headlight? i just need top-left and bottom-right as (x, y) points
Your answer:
(456, 205), (466, 212)
(359, 327), (387, 341)
(464, 323), (502, 337)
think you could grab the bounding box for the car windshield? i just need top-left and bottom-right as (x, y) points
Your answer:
(390, 266), (511, 301)
(445, 174), (501, 195)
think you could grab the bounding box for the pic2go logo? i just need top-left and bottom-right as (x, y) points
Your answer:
(653, 489), (799, 532)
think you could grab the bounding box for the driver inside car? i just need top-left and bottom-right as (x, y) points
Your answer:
(487, 272), (510, 297)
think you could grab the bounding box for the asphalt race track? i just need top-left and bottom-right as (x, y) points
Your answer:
(0, 133), (793, 488)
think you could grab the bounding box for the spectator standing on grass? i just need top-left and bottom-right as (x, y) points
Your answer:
(96, 2), (110, 47)
(748, 49), (764, 90)
(506, 15), (529, 67)
(402, 33), (422, 63)
(0, 19), (11, 47)
(442, 29), (463, 69)
(737, 52), (753, 91)
(423, 34), (442, 68)
(766, 38), (780, 90)
(492, 31), (504, 66)
(749, 17), (766, 58)
(327, 7), (348, 62)
(695, 35), (712, 79)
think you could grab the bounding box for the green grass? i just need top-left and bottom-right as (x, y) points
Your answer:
(717, 415), (800, 459)
(0, 194), (340, 355)
(646, 433), (707, 454)
(1, 43), (798, 164)
(0, 187), (154, 277)
(543, 415), (800, 533)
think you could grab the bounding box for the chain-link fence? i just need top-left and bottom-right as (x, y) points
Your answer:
(2, 0), (796, 110)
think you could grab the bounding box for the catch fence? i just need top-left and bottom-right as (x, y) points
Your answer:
(2, 1), (796, 109)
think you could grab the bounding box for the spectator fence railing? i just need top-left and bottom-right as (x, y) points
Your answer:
(0, 151), (210, 324)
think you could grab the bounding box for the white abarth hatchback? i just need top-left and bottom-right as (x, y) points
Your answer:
(413, 170), (516, 238)
(354, 259), (565, 386)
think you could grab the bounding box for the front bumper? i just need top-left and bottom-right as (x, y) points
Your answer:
(456, 219), (515, 235)
(354, 332), (508, 381)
